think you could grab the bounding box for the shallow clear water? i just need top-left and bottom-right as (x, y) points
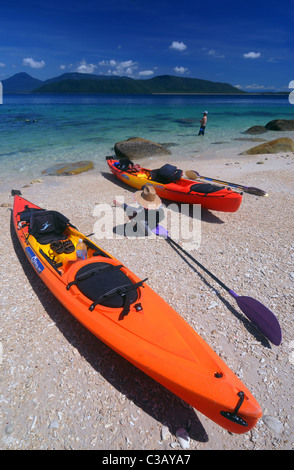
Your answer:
(0, 93), (293, 191)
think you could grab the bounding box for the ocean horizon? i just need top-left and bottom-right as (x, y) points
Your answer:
(0, 93), (293, 192)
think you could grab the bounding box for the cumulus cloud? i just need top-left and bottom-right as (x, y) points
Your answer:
(22, 57), (45, 69)
(138, 70), (154, 77)
(76, 60), (97, 74)
(60, 64), (73, 71)
(267, 57), (278, 63)
(99, 59), (138, 76)
(236, 83), (275, 91)
(243, 51), (261, 59)
(99, 59), (117, 67)
(174, 66), (188, 74)
(244, 83), (266, 89)
(169, 41), (187, 52)
(208, 49), (225, 59)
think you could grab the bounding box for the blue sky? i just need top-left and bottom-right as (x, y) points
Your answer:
(1, 0), (293, 91)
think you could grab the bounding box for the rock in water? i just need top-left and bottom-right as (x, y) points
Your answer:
(42, 161), (94, 176)
(114, 137), (171, 160)
(243, 126), (268, 135)
(240, 137), (294, 155)
(265, 119), (294, 131)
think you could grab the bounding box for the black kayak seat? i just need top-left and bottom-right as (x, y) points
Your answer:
(150, 164), (183, 184)
(189, 183), (225, 194)
(29, 210), (70, 244)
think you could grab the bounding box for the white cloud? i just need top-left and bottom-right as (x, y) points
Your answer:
(22, 57), (45, 69)
(169, 41), (187, 52)
(138, 70), (154, 77)
(60, 64), (73, 70)
(237, 83), (277, 91)
(99, 60), (117, 67)
(0, 62), (5, 67)
(208, 49), (225, 59)
(243, 51), (261, 59)
(244, 83), (265, 89)
(99, 59), (138, 76)
(174, 66), (188, 74)
(76, 60), (97, 74)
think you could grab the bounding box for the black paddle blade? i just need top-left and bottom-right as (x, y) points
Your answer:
(232, 294), (282, 346)
(185, 171), (268, 197)
(243, 187), (268, 197)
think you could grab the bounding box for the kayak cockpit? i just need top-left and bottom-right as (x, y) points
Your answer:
(16, 205), (110, 277)
(65, 259), (147, 317)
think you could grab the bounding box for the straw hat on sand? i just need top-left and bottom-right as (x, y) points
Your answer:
(133, 185), (162, 209)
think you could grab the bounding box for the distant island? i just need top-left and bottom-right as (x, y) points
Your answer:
(2, 72), (246, 95)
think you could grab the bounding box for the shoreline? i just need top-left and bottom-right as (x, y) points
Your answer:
(3, 91), (289, 96)
(1, 150), (293, 450)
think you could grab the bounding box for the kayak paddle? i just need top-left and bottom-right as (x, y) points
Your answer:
(185, 170), (268, 197)
(153, 225), (282, 346)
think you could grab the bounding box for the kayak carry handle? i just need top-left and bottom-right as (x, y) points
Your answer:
(220, 391), (248, 427)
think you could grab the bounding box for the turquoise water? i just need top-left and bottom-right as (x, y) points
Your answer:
(0, 94), (293, 191)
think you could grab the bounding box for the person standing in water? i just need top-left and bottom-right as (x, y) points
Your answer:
(198, 111), (208, 135)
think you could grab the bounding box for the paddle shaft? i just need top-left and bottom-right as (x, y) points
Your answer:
(186, 170), (268, 196)
(153, 225), (281, 344)
(166, 236), (230, 293)
(164, 233), (281, 345)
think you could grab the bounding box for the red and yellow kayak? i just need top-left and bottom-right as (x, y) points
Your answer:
(106, 158), (242, 213)
(12, 191), (261, 433)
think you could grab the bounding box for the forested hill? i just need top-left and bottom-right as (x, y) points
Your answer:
(34, 74), (245, 94)
(2, 72), (246, 94)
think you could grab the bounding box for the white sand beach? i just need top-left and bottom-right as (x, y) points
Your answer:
(0, 148), (293, 450)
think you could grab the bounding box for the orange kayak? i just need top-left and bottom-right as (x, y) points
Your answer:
(106, 158), (242, 212)
(12, 191), (261, 433)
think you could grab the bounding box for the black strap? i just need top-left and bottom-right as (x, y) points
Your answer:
(83, 238), (111, 258)
(119, 290), (133, 320)
(89, 278), (148, 314)
(66, 264), (123, 290)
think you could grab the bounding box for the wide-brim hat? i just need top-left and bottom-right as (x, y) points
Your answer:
(133, 184), (162, 209)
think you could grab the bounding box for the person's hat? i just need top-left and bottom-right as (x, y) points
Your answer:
(203, 110), (208, 114)
(133, 184), (162, 209)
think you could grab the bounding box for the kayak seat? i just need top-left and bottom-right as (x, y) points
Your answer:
(29, 210), (70, 245)
(116, 158), (141, 173)
(67, 262), (147, 317)
(150, 164), (183, 184)
(189, 183), (225, 194)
